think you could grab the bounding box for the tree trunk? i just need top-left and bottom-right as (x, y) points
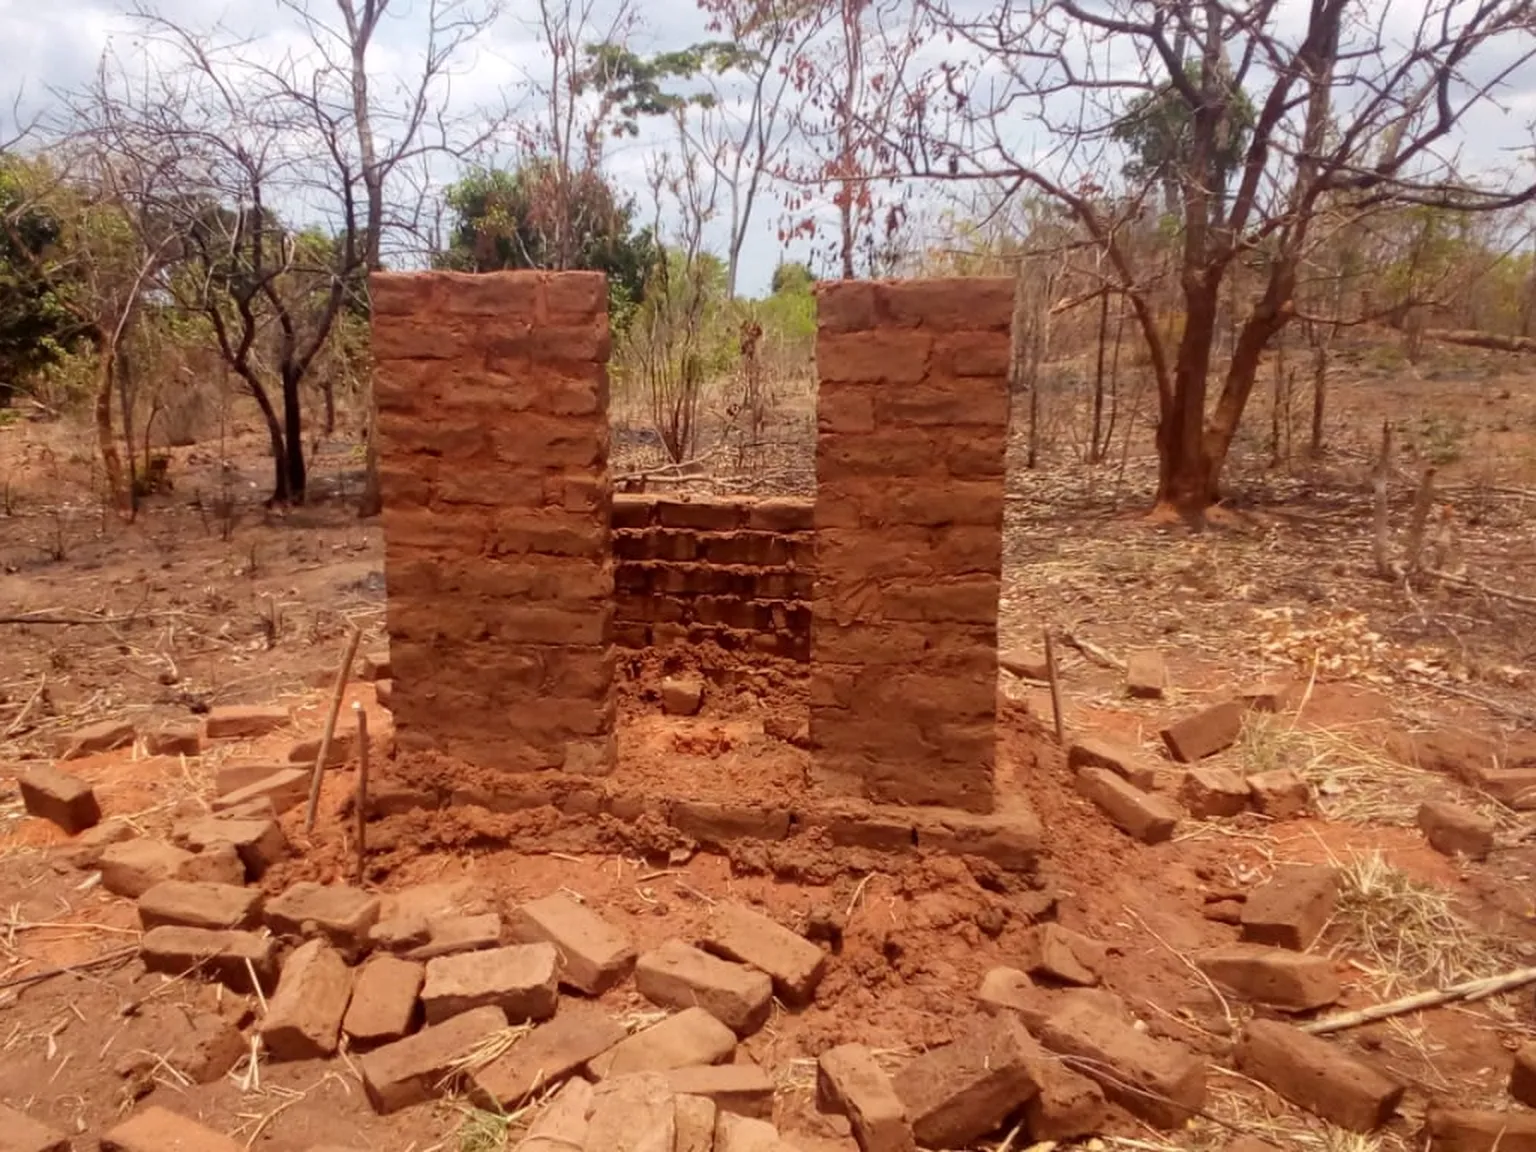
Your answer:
(118, 342), (139, 519)
(1309, 342), (1328, 456)
(1090, 289), (1108, 463)
(1154, 287), (1220, 516)
(282, 368), (306, 503)
(94, 340), (129, 513)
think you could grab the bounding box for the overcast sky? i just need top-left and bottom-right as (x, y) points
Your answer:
(3, 0), (1533, 300)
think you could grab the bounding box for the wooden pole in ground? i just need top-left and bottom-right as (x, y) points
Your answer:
(305, 624), (363, 833)
(353, 702), (370, 887)
(1043, 627), (1065, 745)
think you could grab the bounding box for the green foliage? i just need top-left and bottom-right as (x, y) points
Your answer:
(579, 41), (745, 136)
(769, 260), (815, 295)
(0, 156), (84, 402)
(438, 160), (659, 324)
(1111, 62), (1256, 202)
(755, 262), (816, 349)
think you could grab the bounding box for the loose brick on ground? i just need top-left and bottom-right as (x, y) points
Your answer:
(999, 647), (1049, 680)
(143, 724), (202, 758)
(343, 954), (424, 1047)
(287, 733), (356, 768)
(100, 1105), (241, 1152)
(1246, 768), (1313, 819)
(1074, 767), (1180, 843)
(260, 939), (354, 1061)
(714, 1114), (799, 1152)
(141, 925), (278, 993)
(520, 1079), (595, 1152)
(18, 766), (99, 833)
(662, 676), (705, 716)
(635, 939), (774, 1036)
(1237, 1019), (1403, 1131)
(1510, 1043), (1536, 1108)
(1196, 944), (1340, 1011)
(1035, 996), (1206, 1128)
(817, 1042), (915, 1152)
(1125, 650), (1169, 699)
(1020, 923), (1102, 987)
(178, 844), (247, 886)
(587, 1006), (736, 1079)
(173, 816), (288, 879)
(404, 912), (502, 960)
(204, 704), (291, 740)
(359, 1004), (508, 1114)
(1160, 700), (1246, 762)
(975, 968), (1129, 1033)
(168, 1014), (247, 1084)
(582, 1072), (676, 1152)
(100, 840), (196, 898)
(214, 761), (295, 796)
(674, 1094), (717, 1152)
(1180, 765), (1251, 819)
(1424, 1108), (1536, 1151)
(213, 767), (309, 816)
(1067, 736), (1157, 790)
(1418, 800), (1496, 860)
(265, 882), (382, 958)
(1241, 865), (1337, 951)
(1023, 1052), (1107, 1142)
(0, 1102), (69, 1152)
(702, 900), (828, 1006)
(56, 718), (135, 761)
(138, 881), (263, 932)
(506, 892), (636, 995)
(891, 1013), (1040, 1150)
(468, 1005), (626, 1109)
(64, 818), (133, 868)
(421, 943), (559, 1024)
(665, 1064), (776, 1119)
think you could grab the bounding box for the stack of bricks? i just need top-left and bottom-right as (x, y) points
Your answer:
(370, 270), (616, 776)
(612, 495), (814, 660)
(810, 278), (1015, 814)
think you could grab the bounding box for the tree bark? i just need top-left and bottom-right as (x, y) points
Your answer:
(282, 368), (307, 502)
(93, 336), (129, 513)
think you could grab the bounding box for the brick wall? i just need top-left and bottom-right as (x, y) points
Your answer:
(370, 270), (616, 775)
(612, 495), (813, 660)
(809, 278), (1014, 814)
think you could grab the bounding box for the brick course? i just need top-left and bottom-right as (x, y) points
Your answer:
(810, 279), (1013, 814)
(371, 270), (616, 775)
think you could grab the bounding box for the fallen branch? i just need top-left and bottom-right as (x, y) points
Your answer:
(1427, 569), (1536, 611)
(2, 674), (46, 738)
(1302, 965), (1536, 1035)
(0, 944), (139, 993)
(0, 612), (133, 626)
(1058, 628), (1126, 672)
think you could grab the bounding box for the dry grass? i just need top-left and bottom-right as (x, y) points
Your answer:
(443, 1024), (536, 1079)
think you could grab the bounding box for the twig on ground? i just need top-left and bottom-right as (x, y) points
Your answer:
(2, 674), (45, 737)
(1303, 965), (1536, 1035)
(1058, 628), (1126, 671)
(0, 945), (139, 993)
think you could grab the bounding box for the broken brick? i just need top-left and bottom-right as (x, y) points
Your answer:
(265, 882), (381, 958)
(1418, 800), (1495, 861)
(18, 766), (100, 833)
(167, 1013), (246, 1084)
(420, 943), (559, 1024)
(360, 650), (392, 681)
(101, 840), (196, 898)
(0, 1103), (69, 1152)
(1241, 865), (1337, 951)
(662, 676), (705, 716)
(173, 815), (288, 880)
(204, 704), (292, 741)
(674, 1094), (717, 1152)
(404, 912), (503, 961)
(1068, 736), (1157, 791)
(1425, 1108), (1536, 1151)
(359, 1004), (508, 1114)
(1196, 943), (1341, 1011)
(817, 1042), (916, 1152)
(665, 1064), (776, 1120)
(1236, 1019), (1404, 1131)
(1023, 1052), (1107, 1142)
(999, 648), (1049, 680)
(141, 925), (278, 994)
(891, 1013), (1040, 1149)
(65, 818), (133, 869)
(343, 954), (424, 1047)
(975, 968), (1129, 1034)
(1511, 1043), (1536, 1108)
(1035, 996), (1206, 1129)
(287, 733), (356, 768)
(213, 767), (309, 816)
(1160, 700), (1245, 762)
(702, 900), (828, 1006)
(138, 881), (263, 932)
(1020, 923), (1103, 987)
(1181, 765), (1251, 819)
(1247, 768), (1313, 819)
(101, 1105), (241, 1152)
(213, 761), (295, 796)
(468, 1005), (627, 1110)
(714, 1114), (798, 1152)
(1075, 766), (1180, 843)
(583, 1072), (676, 1152)
(260, 939), (354, 1061)
(177, 843), (247, 887)
(506, 892), (636, 995)
(56, 718), (135, 761)
(1125, 650), (1169, 699)
(635, 940), (774, 1036)
(520, 1079), (594, 1152)
(143, 724), (202, 758)
(587, 1006), (736, 1079)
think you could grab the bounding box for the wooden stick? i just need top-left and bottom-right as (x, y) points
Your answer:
(1301, 965), (1536, 1035)
(354, 702), (370, 887)
(1043, 627), (1065, 745)
(0, 945), (139, 993)
(3, 673), (46, 737)
(304, 624), (363, 833)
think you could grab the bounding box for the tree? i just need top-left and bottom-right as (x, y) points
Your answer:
(876, 0), (1536, 519)
(0, 156), (81, 405)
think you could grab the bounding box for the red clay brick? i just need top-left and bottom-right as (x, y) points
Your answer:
(1067, 736), (1158, 790)
(1425, 1108), (1536, 1150)
(174, 816), (288, 879)
(1160, 700), (1246, 761)
(359, 1004), (508, 1114)
(56, 718), (135, 760)
(1024, 1051), (1107, 1142)
(19, 766), (100, 833)
(636, 940), (773, 1036)
(138, 881), (263, 932)
(665, 1065), (776, 1119)
(468, 1005), (627, 1109)
(519, 1078), (595, 1152)
(583, 1072), (676, 1152)
(143, 724), (202, 757)
(204, 705), (292, 741)
(1236, 1019), (1404, 1131)
(1021, 924), (1103, 987)
(1195, 944), (1341, 1011)
(1240, 865), (1337, 951)
(1418, 800), (1495, 860)
(141, 925), (278, 993)
(101, 840), (196, 898)
(662, 676), (705, 716)
(506, 892), (636, 995)
(674, 1094), (717, 1152)
(1247, 768), (1313, 818)
(817, 330), (934, 384)
(1511, 1043), (1536, 1108)
(1075, 766), (1181, 843)
(265, 882), (381, 958)
(0, 1102), (69, 1152)
(260, 939), (354, 1061)
(359, 649), (392, 681)
(421, 943), (559, 1024)
(1125, 650), (1170, 699)
(343, 955), (424, 1046)
(64, 818), (133, 869)
(403, 911), (503, 960)
(878, 278), (1014, 331)
(101, 1105), (241, 1152)
(891, 1013), (1040, 1149)
(213, 768), (309, 816)
(702, 901), (827, 1006)
(587, 1006), (736, 1079)
(670, 801), (791, 845)
(817, 1043), (915, 1152)
(1181, 765), (1251, 818)
(177, 844), (246, 887)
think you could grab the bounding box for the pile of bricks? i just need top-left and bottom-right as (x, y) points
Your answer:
(612, 494), (814, 661)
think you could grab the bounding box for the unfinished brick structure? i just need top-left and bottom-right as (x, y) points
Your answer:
(809, 279), (1015, 814)
(370, 270), (616, 775)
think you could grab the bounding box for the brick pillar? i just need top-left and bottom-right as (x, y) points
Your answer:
(810, 278), (1014, 813)
(370, 270), (615, 776)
